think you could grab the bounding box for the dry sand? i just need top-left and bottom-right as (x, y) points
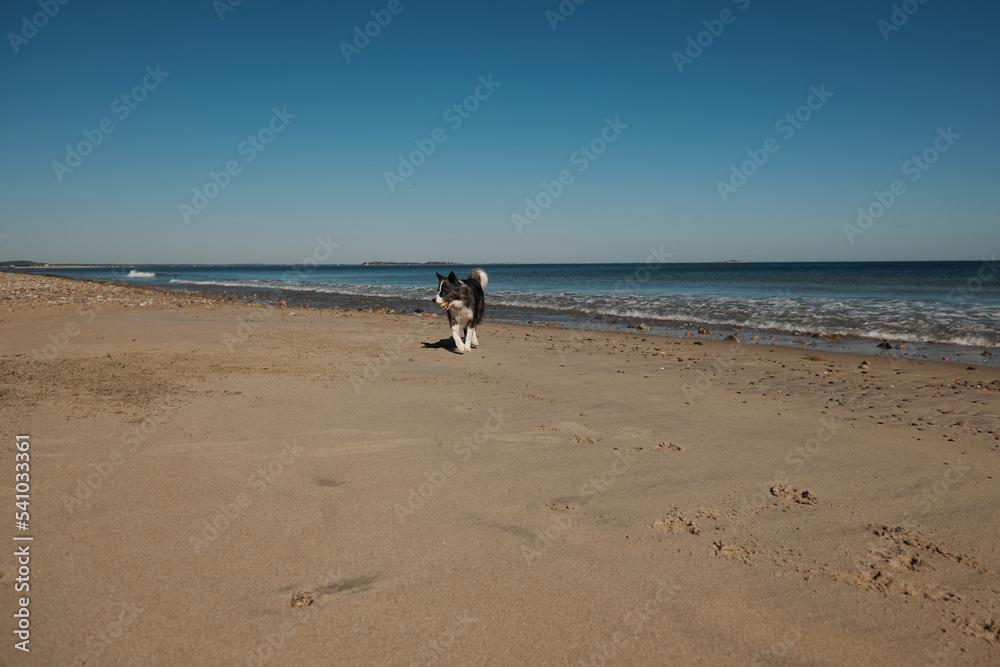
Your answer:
(1, 271), (999, 665)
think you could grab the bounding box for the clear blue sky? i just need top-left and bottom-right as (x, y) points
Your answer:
(1, 0), (997, 264)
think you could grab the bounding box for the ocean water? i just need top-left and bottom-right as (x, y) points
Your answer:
(17, 261), (1000, 363)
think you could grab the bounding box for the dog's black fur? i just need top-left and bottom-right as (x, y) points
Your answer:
(432, 268), (488, 353)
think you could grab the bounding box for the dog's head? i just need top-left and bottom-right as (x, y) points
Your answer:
(433, 271), (461, 309)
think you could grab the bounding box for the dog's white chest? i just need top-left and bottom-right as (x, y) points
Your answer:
(448, 300), (473, 325)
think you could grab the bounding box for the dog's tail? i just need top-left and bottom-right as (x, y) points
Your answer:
(468, 268), (488, 289)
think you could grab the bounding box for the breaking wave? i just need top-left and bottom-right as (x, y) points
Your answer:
(164, 278), (1000, 347)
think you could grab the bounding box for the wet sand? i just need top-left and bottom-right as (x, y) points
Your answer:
(1, 271), (999, 665)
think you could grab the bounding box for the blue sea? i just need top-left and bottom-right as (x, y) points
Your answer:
(18, 261), (1000, 364)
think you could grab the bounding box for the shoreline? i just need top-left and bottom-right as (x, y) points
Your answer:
(5, 269), (997, 369)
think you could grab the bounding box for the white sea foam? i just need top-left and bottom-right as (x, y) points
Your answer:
(162, 279), (1000, 347)
(126, 270), (156, 278)
(166, 278), (427, 300)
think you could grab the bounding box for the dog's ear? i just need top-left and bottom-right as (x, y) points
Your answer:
(447, 271), (458, 283)
(436, 272), (445, 282)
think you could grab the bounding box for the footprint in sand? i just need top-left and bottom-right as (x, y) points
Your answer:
(634, 441), (682, 452)
(651, 507), (718, 535)
(953, 609), (1000, 644)
(711, 540), (762, 565)
(867, 524), (988, 573)
(770, 485), (819, 505)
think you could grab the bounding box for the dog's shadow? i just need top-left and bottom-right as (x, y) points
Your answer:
(421, 338), (463, 354)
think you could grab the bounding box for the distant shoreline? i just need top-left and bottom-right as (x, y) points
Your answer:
(6, 259), (994, 268)
(361, 261), (462, 266)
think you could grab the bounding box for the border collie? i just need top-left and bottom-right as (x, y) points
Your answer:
(432, 268), (489, 353)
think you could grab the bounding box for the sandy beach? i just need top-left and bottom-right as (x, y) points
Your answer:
(2, 271), (999, 666)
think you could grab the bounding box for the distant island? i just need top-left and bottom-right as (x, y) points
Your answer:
(362, 261), (462, 266)
(717, 260), (749, 263)
(0, 260), (46, 267)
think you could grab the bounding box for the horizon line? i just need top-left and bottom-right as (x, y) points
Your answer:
(1, 259), (992, 268)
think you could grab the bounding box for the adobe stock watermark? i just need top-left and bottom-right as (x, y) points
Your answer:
(220, 235), (341, 352)
(732, 415), (841, 520)
(349, 319), (432, 394)
(749, 626), (803, 667)
(234, 564), (346, 666)
(545, 0), (587, 31)
(221, 311), (275, 352)
(279, 235), (341, 280)
(29, 307), (95, 362)
(62, 396), (181, 512)
(611, 245), (673, 292)
(179, 106), (295, 224)
(877, 0), (930, 41)
(682, 340), (744, 404)
(677, 285), (787, 398)
(946, 255), (997, 304)
(843, 126), (959, 244)
(581, 580), (681, 667)
(340, 0), (414, 63)
(394, 408), (506, 522)
(214, 0), (245, 21)
(770, 417), (840, 490)
(7, 0), (72, 54)
(189, 440), (305, 554)
(716, 84), (833, 202)
(66, 602), (143, 666)
(25, 266), (136, 360)
(51, 65), (170, 182)
(851, 456), (973, 576)
(523, 448), (636, 564)
(905, 458), (971, 520)
(511, 116), (628, 234)
(555, 244), (672, 366)
(238, 613), (312, 667)
(384, 74), (501, 192)
(672, 0), (751, 73)
(414, 613), (477, 665)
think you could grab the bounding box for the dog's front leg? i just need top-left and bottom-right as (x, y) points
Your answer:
(469, 327), (478, 348)
(451, 323), (468, 353)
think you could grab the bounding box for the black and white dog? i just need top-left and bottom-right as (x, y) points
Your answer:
(432, 268), (488, 353)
